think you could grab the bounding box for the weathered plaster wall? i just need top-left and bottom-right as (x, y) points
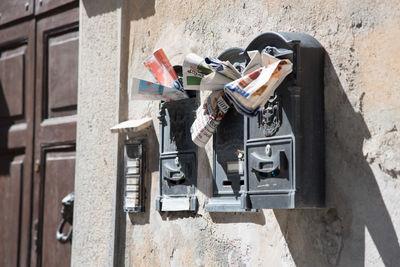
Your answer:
(124, 1), (400, 266)
(72, 0), (127, 266)
(72, 0), (400, 266)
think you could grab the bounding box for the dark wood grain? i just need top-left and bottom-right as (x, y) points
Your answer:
(31, 7), (78, 267)
(0, 19), (35, 267)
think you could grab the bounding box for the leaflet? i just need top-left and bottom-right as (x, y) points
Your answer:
(131, 77), (189, 102)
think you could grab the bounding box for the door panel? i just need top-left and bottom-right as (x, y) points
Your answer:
(35, 8), (78, 140)
(0, 155), (24, 267)
(47, 31), (78, 118)
(35, 0), (77, 16)
(32, 8), (78, 267)
(0, 20), (35, 267)
(0, 0), (34, 26)
(39, 146), (75, 267)
(0, 45), (26, 118)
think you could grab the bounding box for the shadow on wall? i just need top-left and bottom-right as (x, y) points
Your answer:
(82, 0), (155, 19)
(129, 0), (156, 21)
(274, 53), (400, 266)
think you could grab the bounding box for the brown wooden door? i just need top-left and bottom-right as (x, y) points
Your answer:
(31, 7), (79, 267)
(0, 2), (78, 266)
(0, 20), (35, 267)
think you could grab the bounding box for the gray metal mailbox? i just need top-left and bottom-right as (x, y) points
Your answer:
(205, 48), (256, 212)
(156, 66), (199, 211)
(242, 32), (325, 209)
(206, 32), (325, 211)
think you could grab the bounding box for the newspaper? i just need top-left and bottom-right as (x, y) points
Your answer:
(131, 77), (188, 102)
(144, 48), (184, 92)
(204, 57), (242, 80)
(200, 72), (233, 91)
(191, 91), (230, 147)
(224, 53), (292, 116)
(183, 54), (242, 91)
(182, 53), (213, 90)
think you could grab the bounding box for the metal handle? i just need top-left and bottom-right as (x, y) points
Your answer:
(164, 168), (185, 183)
(56, 192), (74, 243)
(251, 150), (286, 178)
(56, 219), (72, 243)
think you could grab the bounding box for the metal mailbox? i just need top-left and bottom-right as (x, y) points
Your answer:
(156, 66), (199, 211)
(205, 48), (255, 212)
(206, 32), (325, 211)
(242, 32), (325, 209)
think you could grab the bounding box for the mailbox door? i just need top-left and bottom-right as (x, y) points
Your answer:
(160, 152), (196, 196)
(246, 138), (293, 192)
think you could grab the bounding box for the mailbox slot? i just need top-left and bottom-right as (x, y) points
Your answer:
(156, 68), (199, 211)
(206, 48), (257, 212)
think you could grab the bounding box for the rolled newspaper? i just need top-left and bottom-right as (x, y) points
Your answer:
(191, 91), (230, 147)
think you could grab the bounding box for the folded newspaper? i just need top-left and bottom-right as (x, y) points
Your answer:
(183, 54), (241, 91)
(191, 91), (230, 147)
(224, 53), (292, 116)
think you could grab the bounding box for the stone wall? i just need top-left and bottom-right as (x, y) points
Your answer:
(73, 0), (400, 266)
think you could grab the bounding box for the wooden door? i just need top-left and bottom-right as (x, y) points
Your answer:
(0, 1), (78, 265)
(31, 7), (79, 267)
(0, 20), (35, 267)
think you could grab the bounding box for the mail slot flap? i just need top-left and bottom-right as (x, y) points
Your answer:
(160, 152), (196, 196)
(246, 138), (293, 192)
